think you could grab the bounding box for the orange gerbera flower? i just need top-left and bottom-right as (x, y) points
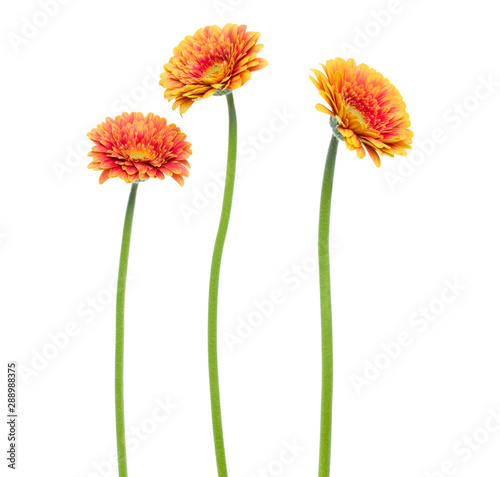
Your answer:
(310, 58), (413, 167)
(87, 112), (192, 185)
(160, 24), (268, 114)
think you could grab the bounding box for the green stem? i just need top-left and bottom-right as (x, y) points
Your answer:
(115, 182), (139, 477)
(208, 92), (237, 477)
(318, 135), (339, 477)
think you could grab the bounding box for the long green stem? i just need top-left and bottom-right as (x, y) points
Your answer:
(318, 135), (339, 477)
(208, 92), (237, 477)
(115, 182), (139, 477)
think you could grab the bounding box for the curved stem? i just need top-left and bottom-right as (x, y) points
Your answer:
(115, 182), (139, 477)
(318, 135), (339, 477)
(208, 92), (237, 477)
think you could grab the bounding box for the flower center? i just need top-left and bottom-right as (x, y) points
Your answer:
(348, 106), (366, 125)
(129, 151), (150, 160)
(204, 63), (223, 78)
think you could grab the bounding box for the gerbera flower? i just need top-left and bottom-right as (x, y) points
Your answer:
(87, 112), (192, 185)
(310, 58), (413, 167)
(160, 23), (268, 114)
(158, 23), (267, 477)
(310, 58), (415, 477)
(86, 114), (193, 477)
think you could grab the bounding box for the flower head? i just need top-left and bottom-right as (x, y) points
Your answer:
(311, 58), (413, 167)
(87, 112), (192, 185)
(160, 24), (268, 114)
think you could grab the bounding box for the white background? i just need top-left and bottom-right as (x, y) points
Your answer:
(2, 0), (500, 476)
